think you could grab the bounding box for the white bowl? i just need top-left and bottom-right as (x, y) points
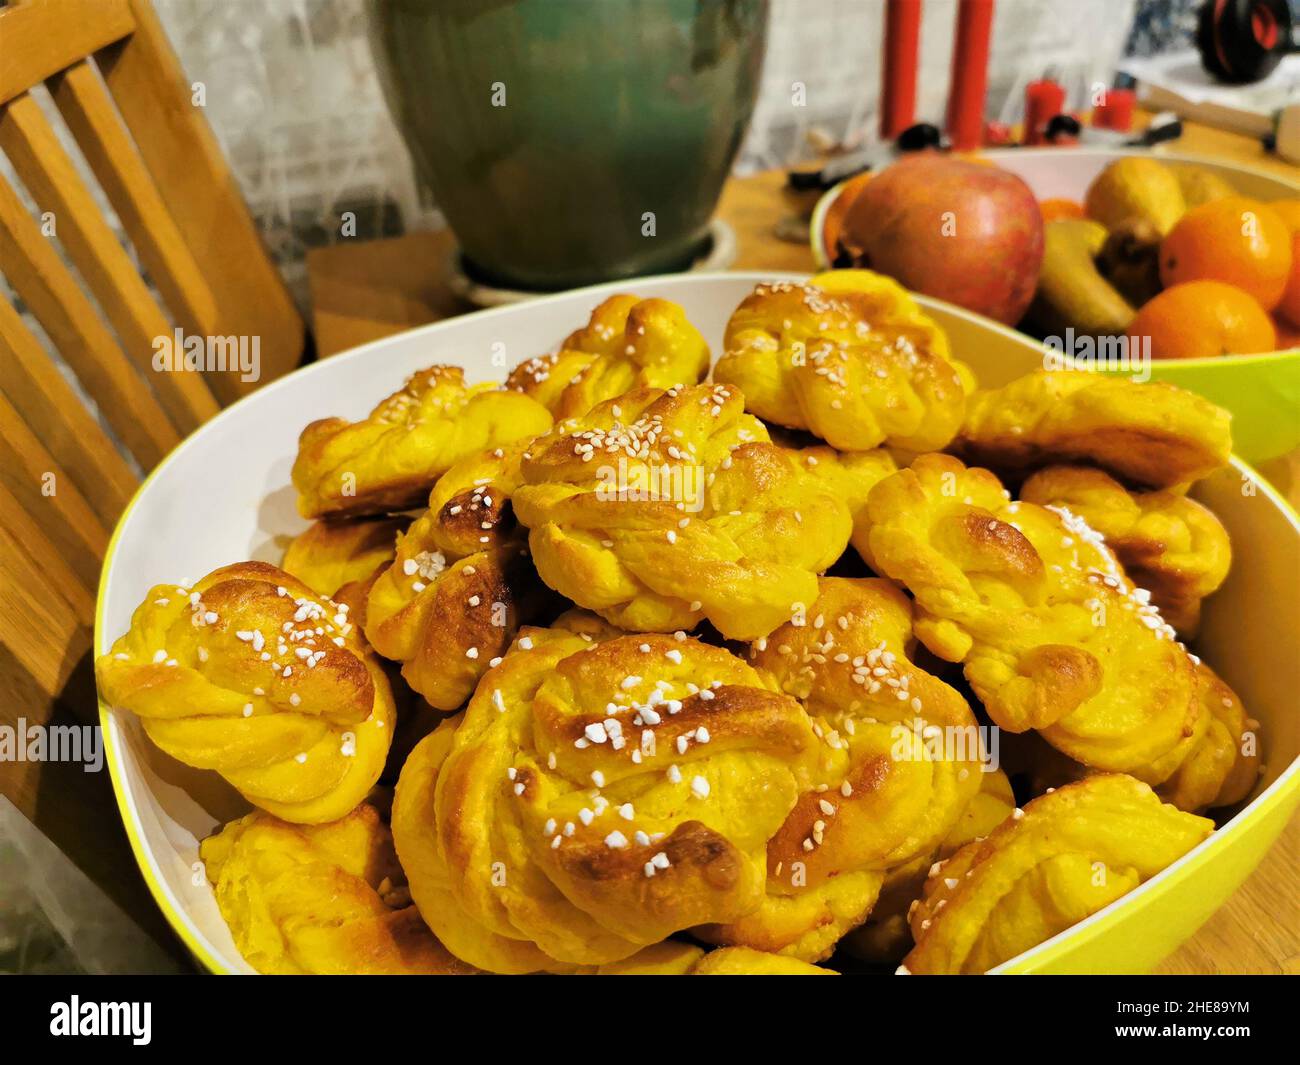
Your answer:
(96, 272), (1300, 974)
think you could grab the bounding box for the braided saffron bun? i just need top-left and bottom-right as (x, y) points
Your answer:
(282, 516), (408, 597)
(713, 272), (968, 452)
(953, 371), (1232, 489)
(861, 454), (1222, 790)
(364, 443), (546, 710)
(845, 767), (1016, 963)
(902, 775), (1213, 974)
(697, 578), (984, 960)
(507, 295), (710, 419)
(200, 803), (480, 974)
(391, 614), (820, 972)
(511, 383), (852, 640)
(591, 941), (833, 974)
(688, 947), (834, 975)
(292, 365), (552, 519)
(1020, 465), (1230, 636)
(96, 562), (393, 823)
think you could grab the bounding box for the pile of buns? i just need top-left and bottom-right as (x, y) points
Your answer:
(97, 270), (1255, 975)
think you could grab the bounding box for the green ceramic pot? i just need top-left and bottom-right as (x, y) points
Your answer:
(369, 0), (768, 290)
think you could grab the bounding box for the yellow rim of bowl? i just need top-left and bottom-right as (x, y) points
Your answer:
(94, 271), (1300, 976)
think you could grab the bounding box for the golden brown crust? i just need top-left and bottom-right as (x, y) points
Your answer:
(95, 561), (393, 823)
(507, 295), (710, 419)
(282, 516), (409, 597)
(1020, 465), (1231, 636)
(903, 775), (1212, 974)
(200, 803), (480, 974)
(512, 383), (852, 640)
(713, 274), (968, 452)
(391, 615), (820, 971)
(699, 578), (983, 961)
(861, 454), (1211, 789)
(953, 370), (1232, 489)
(363, 443), (549, 710)
(687, 946), (836, 975)
(843, 767), (1017, 964)
(291, 365), (552, 518)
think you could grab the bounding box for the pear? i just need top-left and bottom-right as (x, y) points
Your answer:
(1085, 157), (1185, 236)
(1172, 164), (1237, 209)
(1026, 219), (1136, 338)
(1097, 218), (1164, 308)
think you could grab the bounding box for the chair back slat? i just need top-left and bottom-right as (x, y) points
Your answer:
(0, 165), (180, 467)
(0, 282), (140, 527)
(0, 87), (220, 434)
(0, 0), (134, 107)
(0, 492), (93, 694)
(96, 0), (305, 402)
(0, 388), (109, 591)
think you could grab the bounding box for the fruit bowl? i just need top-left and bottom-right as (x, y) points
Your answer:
(97, 271), (1300, 974)
(811, 148), (1300, 464)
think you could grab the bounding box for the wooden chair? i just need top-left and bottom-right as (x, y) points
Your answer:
(0, 0), (305, 964)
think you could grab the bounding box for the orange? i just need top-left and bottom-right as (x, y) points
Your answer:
(1159, 196), (1293, 310)
(1268, 199), (1300, 327)
(1127, 281), (1276, 359)
(1039, 197), (1085, 223)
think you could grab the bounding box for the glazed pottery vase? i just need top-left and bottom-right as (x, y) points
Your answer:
(369, 0), (768, 289)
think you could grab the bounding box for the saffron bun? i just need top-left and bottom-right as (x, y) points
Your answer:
(859, 453), (1249, 804)
(363, 442), (548, 711)
(96, 562), (393, 823)
(686, 947), (835, 975)
(713, 273), (969, 452)
(282, 516), (409, 597)
(200, 803), (480, 974)
(291, 365), (552, 519)
(511, 383), (852, 641)
(845, 767), (1016, 963)
(902, 775), (1213, 975)
(591, 941), (833, 975)
(697, 577), (984, 961)
(391, 613), (821, 972)
(506, 295), (711, 420)
(1019, 465), (1231, 637)
(953, 370), (1232, 489)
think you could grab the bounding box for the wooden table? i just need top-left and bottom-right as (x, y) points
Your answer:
(302, 125), (1300, 976)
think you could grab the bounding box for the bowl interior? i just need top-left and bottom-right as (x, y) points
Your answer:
(97, 271), (1300, 974)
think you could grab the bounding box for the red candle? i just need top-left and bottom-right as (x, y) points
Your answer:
(881, 0), (923, 140)
(1024, 78), (1066, 145)
(946, 0), (995, 151)
(1093, 87), (1136, 132)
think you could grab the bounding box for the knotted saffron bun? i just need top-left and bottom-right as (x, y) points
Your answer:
(845, 767), (1016, 963)
(713, 272), (968, 452)
(391, 614), (820, 972)
(590, 941), (833, 975)
(1020, 465), (1230, 636)
(282, 516), (408, 597)
(902, 775), (1213, 974)
(200, 803), (479, 974)
(953, 371), (1232, 489)
(364, 442), (546, 711)
(687, 947), (835, 975)
(96, 562), (393, 823)
(507, 295), (710, 419)
(292, 365), (552, 519)
(697, 577), (984, 960)
(511, 383), (852, 640)
(860, 454), (1222, 789)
